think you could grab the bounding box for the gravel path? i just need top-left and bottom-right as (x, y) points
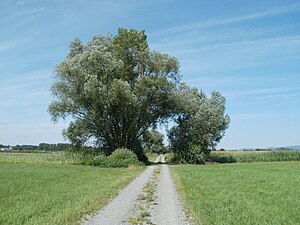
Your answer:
(151, 159), (190, 225)
(154, 154), (164, 163)
(82, 155), (190, 225)
(82, 165), (156, 225)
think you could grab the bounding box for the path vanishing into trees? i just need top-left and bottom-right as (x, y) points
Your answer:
(82, 155), (190, 225)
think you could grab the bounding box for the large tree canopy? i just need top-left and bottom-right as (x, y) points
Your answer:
(49, 28), (230, 163)
(168, 84), (230, 163)
(49, 28), (179, 161)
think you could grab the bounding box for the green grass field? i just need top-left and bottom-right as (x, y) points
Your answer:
(0, 159), (143, 224)
(172, 162), (300, 225)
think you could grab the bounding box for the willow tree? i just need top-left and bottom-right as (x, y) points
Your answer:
(143, 130), (165, 154)
(168, 84), (230, 163)
(49, 28), (179, 161)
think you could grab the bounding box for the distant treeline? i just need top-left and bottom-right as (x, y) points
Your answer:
(9, 143), (71, 151)
(0, 144), (10, 149)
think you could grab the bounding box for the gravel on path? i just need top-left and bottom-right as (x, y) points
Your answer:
(151, 161), (190, 225)
(82, 165), (156, 225)
(154, 154), (165, 163)
(82, 155), (190, 225)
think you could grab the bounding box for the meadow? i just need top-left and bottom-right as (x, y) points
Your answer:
(2, 150), (299, 225)
(172, 162), (300, 225)
(0, 152), (144, 225)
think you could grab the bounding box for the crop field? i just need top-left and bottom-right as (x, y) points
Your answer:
(0, 151), (67, 163)
(172, 162), (300, 225)
(0, 153), (144, 225)
(210, 150), (300, 163)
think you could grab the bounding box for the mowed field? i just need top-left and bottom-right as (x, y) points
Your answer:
(172, 162), (300, 225)
(0, 152), (144, 225)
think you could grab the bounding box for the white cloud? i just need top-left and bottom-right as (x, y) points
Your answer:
(164, 35), (300, 56)
(0, 39), (22, 53)
(173, 35), (300, 74)
(0, 7), (44, 24)
(154, 3), (300, 36)
(220, 86), (300, 103)
(151, 26), (283, 52)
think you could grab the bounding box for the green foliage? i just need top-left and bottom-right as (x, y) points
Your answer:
(49, 28), (230, 163)
(105, 148), (143, 167)
(64, 148), (98, 165)
(38, 143), (70, 151)
(49, 28), (180, 162)
(65, 148), (143, 167)
(164, 152), (176, 164)
(145, 152), (159, 163)
(209, 154), (236, 163)
(143, 130), (166, 154)
(0, 144), (10, 149)
(12, 145), (39, 150)
(10, 143), (70, 151)
(173, 162), (300, 225)
(88, 155), (106, 166)
(168, 84), (230, 163)
(0, 163), (143, 225)
(210, 150), (300, 163)
(0, 149), (143, 168)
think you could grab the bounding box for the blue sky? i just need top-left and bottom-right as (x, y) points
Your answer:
(0, 0), (299, 149)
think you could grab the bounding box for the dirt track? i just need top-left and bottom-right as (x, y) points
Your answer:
(83, 155), (189, 225)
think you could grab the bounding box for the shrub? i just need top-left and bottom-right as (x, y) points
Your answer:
(65, 148), (103, 165)
(105, 148), (143, 167)
(164, 152), (177, 164)
(65, 147), (144, 167)
(172, 145), (207, 164)
(208, 154), (236, 163)
(89, 155), (107, 166)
